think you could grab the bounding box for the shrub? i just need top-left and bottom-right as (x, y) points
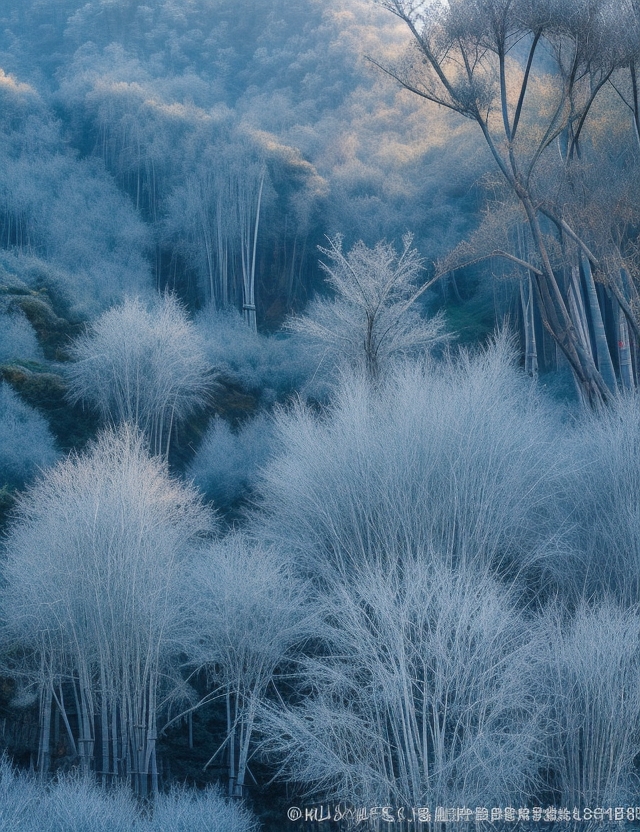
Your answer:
(258, 559), (542, 807)
(0, 382), (58, 488)
(193, 306), (327, 403)
(186, 413), (276, 509)
(0, 757), (258, 832)
(254, 334), (567, 583)
(2, 425), (213, 795)
(67, 295), (211, 457)
(151, 784), (259, 832)
(536, 602), (640, 807)
(0, 310), (43, 364)
(559, 394), (640, 603)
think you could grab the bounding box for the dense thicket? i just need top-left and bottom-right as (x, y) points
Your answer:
(255, 336), (565, 583)
(0, 756), (257, 832)
(1, 1), (640, 829)
(0, 0), (484, 322)
(5, 338), (640, 821)
(252, 342), (640, 810)
(2, 427), (212, 797)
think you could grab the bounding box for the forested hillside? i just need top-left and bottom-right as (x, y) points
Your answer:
(1, 1), (640, 830)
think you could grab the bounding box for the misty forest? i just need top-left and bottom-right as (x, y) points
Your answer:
(1, 0), (640, 830)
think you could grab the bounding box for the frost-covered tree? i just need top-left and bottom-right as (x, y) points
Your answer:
(163, 136), (273, 324)
(66, 295), (211, 458)
(1, 426), (213, 796)
(536, 603), (640, 807)
(179, 534), (311, 797)
(288, 234), (445, 380)
(259, 558), (542, 807)
(373, 0), (640, 403)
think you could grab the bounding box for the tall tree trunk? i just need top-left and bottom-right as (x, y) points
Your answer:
(618, 306), (634, 389)
(111, 699), (119, 779)
(580, 255), (616, 393)
(38, 680), (52, 777)
(567, 263), (593, 365)
(100, 667), (109, 784)
(52, 684), (77, 759)
(227, 691), (236, 797)
(520, 274), (538, 377)
(243, 170), (264, 332)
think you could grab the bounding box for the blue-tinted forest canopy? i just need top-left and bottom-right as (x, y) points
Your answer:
(0, 1), (640, 829)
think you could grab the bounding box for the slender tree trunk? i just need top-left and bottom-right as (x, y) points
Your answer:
(74, 673), (94, 776)
(100, 667), (109, 784)
(236, 688), (262, 797)
(520, 275), (538, 376)
(630, 62), (640, 150)
(227, 690), (236, 797)
(243, 170), (264, 332)
(200, 212), (215, 305)
(111, 699), (119, 779)
(52, 684), (77, 758)
(38, 680), (52, 777)
(567, 264), (593, 364)
(580, 255), (616, 392)
(618, 306), (634, 389)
